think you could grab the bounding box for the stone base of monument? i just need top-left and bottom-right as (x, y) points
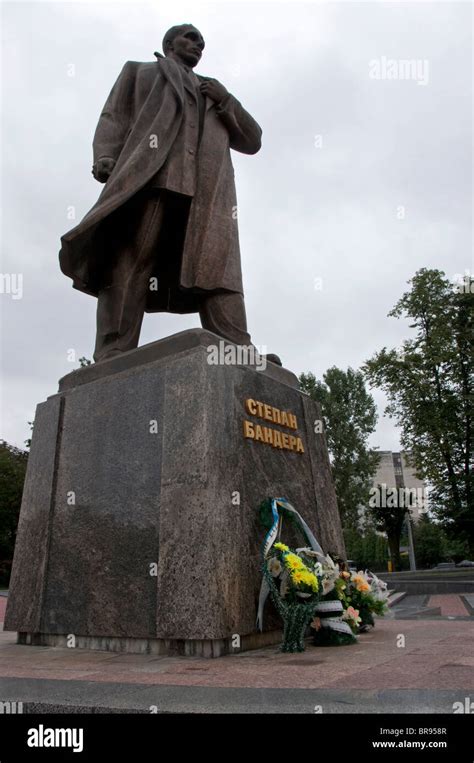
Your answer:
(5, 329), (344, 657)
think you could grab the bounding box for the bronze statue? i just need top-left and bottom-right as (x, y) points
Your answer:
(59, 24), (280, 364)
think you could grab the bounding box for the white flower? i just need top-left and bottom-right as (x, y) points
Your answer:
(323, 554), (338, 571)
(267, 556), (282, 578)
(320, 555), (340, 579)
(322, 577), (336, 595)
(368, 571), (389, 601)
(319, 554), (339, 596)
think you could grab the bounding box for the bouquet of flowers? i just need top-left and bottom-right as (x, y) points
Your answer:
(257, 498), (389, 651)
(316, 566), (389, 636)
(345, 570), (390, 631)
(310, 556), (358, 646)
(263, 542), (322, 652)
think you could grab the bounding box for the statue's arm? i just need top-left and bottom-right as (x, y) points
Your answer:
(215, 94), (262, 155)
(92, 61), (136, 182)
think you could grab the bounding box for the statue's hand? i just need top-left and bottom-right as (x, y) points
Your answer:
(93, 157), (117, 183)
(199, 78), (229, 104)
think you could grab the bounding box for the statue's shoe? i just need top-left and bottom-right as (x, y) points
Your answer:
(265, 353), (282, 367)
(94, 349), (124, 363)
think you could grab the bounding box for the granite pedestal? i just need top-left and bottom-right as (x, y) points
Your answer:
(5, 329), (345, 657)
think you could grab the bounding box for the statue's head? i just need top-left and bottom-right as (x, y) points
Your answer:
(162, 24), (205, 68)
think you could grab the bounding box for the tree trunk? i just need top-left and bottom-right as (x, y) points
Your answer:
(388, 533), (402, 571)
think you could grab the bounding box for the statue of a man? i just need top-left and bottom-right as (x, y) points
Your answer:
(59, 24), (277, 364)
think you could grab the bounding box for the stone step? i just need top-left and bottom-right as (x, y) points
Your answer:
(390, 594), (442, 618)
(387, 591), (406, 608)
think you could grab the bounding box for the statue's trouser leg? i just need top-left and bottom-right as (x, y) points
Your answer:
(198, 291), (252, 346)
(94, 194), (165, 362)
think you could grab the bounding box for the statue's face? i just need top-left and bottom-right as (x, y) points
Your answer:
(167, 27), (205, 68)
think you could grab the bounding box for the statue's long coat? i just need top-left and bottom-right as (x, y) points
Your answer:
(59, 56), (262, 313)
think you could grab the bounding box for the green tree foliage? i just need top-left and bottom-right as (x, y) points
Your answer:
(443, 536), (471, 563)
(413, 514), (470, 568)
(366, 486), (407, 570)
(412, 515), (447, 568)
(364, 269), (473, 554)
(343, 527), (388, 572)
(24, 420), (33, 450)
(299, 367), (380, 528)
(0, 441), (28, 585)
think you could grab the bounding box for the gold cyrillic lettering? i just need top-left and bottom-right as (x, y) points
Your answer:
(296, 437), (305, 453)
(282, 433), (290, 449)
(263, 404), (273, 421)
(255, 401), (264, 417)
(272, 407), (281, 424)
(289, 435), (297, 450)
(288, 413), (297, 429)
(263, 427), (273, 444)
(254, 425), (264, 442)
(273, 431), (283, 449)
(280, 411), (289, 427)
(245, 399), (257, 415)
(243, 420), (255, 439)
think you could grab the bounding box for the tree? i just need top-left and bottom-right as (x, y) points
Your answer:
(24, 356), (91, 452)
(367, 487), (407, 570)
(0, 441), (28, 585)
(24, 420), (33, 450)
(299, 367), (380, 527)
(344, 526), (388, 571)
(412, 515), (447, 568)
(364, 269), (473, 554)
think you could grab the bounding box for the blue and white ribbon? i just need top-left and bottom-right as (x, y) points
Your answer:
(256, 497), (323, 631)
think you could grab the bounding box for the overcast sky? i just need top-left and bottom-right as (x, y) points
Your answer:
(1, 0), (472, 451)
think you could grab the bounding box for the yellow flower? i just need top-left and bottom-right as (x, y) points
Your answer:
(274, 542), (289, 552)
(341, 571), (350, 579)
(284, 553), (305, 571)
(291, 568), (319, 592)
(357, 582), (370, 592)
(301, 571), (319, 592)
(291, 569), (305, 584)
